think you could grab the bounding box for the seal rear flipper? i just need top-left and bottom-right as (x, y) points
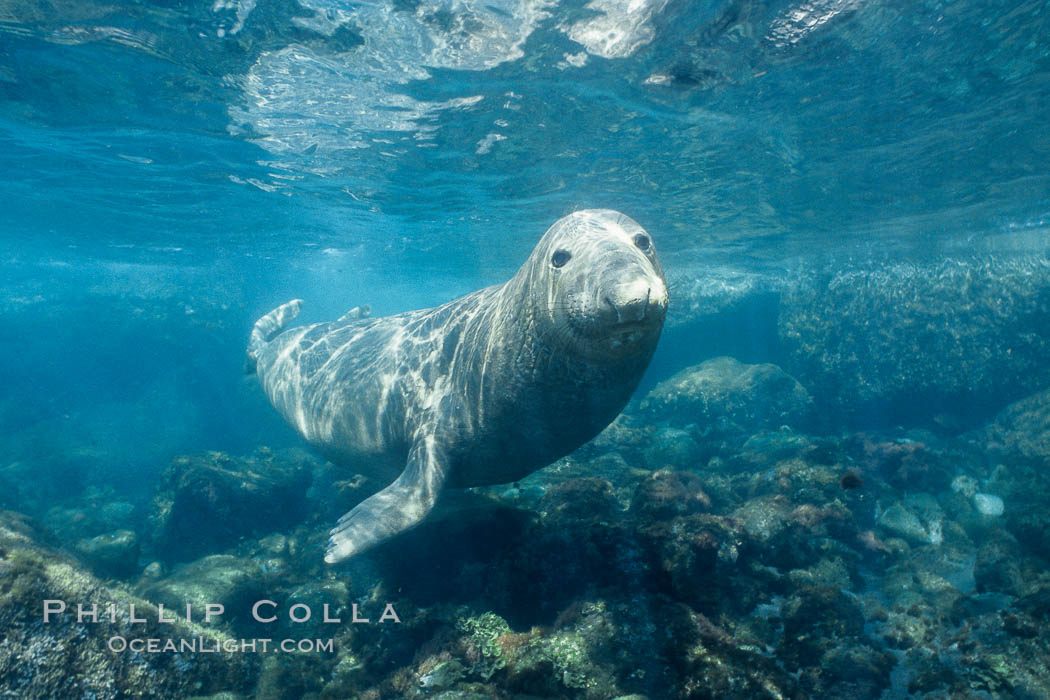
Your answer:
(325, 434), (447, 564)
(336, 305), (372, 323)
(245, 299), (303, 373)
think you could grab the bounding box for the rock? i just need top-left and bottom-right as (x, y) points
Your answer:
(137, 554), (268, 625)
(277, 580), (350, 638)
(455, 611), (512, 681)
(1013, 586), (1050, 620)
(253, 652), (333, 700)
(803, 643), (895, 699)
(728, 429), (822, 472)
(639, 356), (814, 437)
(779, 258), (1050, 427)
(640, 426), (703, 470)
(577, 415), (655, 468)
(882, 611), (930, 649)
(538, 477), (619, 523)
(732, 492), (856, 573)
(149, 449), (314, 562)
(500, 601), (624, 699)
(42, 486), (137, 542)
(654, 598), (799, 697)
(877, 498), (943, 546)
(787, 556), (853, 590)
(974, 539), (1024, 596)
(630, 470), (710, 521)
(951, 475), (979, 498)
(418, 659), (466, 692)
(781, 585), (865, 665)
(636, 513), (747, 612)
(732, 496), (791, 545)
(901, 647), (956, 694)
(0, 510), (255, 698)
(973, 493), (1005, 517)
(980, 387), (1050, 459)
(256, 533), (289, 557)
(142, 560), (166, 579)
(73, 528), (139, 579)
(847, 434), (950, 491)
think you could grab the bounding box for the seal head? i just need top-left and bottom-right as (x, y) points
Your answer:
(518, 209), (668, 362)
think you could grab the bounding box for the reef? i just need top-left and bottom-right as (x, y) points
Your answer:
(147, 448), (315, 563)
(0, 510), (255, 698)
(778, 257), (1050, 427)
(5, 357), (1050, 698)
(979, 386), (1050, 460)
(640, 356), (814, 447)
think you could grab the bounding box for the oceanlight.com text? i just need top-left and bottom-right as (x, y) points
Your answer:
(107, 636), (335, 653)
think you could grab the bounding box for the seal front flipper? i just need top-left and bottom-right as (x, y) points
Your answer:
(324, 433), (447, 564)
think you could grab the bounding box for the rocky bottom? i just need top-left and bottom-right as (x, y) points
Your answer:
(3, 358), (1050, 699)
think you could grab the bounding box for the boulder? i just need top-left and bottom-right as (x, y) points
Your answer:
(639, 356), (813, 438)
(0, 510), (254, 698)
(980, 387), (1050, 460)
(629, 470), (710, 521)
(73, 529), (140, 579)
(137, 554), (268, 626)
(779, 258), (1050, 427)
(149, 449), (314, 562)
(877, 495), (944, 546)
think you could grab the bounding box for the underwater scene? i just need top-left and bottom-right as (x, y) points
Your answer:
(3, 0), (1050, 697)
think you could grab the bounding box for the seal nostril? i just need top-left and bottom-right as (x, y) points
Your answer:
(605, 285), (656, 324)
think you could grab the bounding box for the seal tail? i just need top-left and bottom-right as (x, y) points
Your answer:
(246, 299), (302, 374)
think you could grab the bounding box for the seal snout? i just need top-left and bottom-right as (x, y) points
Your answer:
(604, 283), (651, 324)
(603, 277), (668, 327)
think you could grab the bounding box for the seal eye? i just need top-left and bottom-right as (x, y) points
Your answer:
(633, 233), (651, 251)
(551, 249), (571, 268)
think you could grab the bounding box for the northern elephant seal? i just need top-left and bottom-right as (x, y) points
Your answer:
(247, 210), (668, 563)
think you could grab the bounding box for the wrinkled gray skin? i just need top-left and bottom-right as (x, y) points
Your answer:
(247, 210), (668, 563)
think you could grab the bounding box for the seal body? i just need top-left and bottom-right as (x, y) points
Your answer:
(248, 210), (668, 563)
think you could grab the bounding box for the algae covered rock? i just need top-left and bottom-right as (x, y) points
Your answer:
(629, 470), (710, 521)
(276, 579), (351, 638)
(539, 477), (620, 523)
(973, 537), (1025, 596)
(436, 603), (632, 699)
(136, 554), (268, 625)
(508, 604), (621, 698)
(641, 426), (704, 471)
(73, 528), (140, 579)
(0, 510), (254, 698)
(455, 611), (513, 681)
(636, 512), (747, 612)
(781, 585), (865, 663)
(42, 485), (137, 542)
(980, 387), (1050, 459)
(846, 433), (951, 491)
(149, 448), (314, 562)
(640, 356), (814, 437)
(779, 258), (1050, 426)
(877, 497), (944, 546)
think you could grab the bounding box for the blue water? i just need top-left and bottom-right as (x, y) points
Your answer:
(4, 0), (1048, 456)
(2, 0), (1050, 697)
